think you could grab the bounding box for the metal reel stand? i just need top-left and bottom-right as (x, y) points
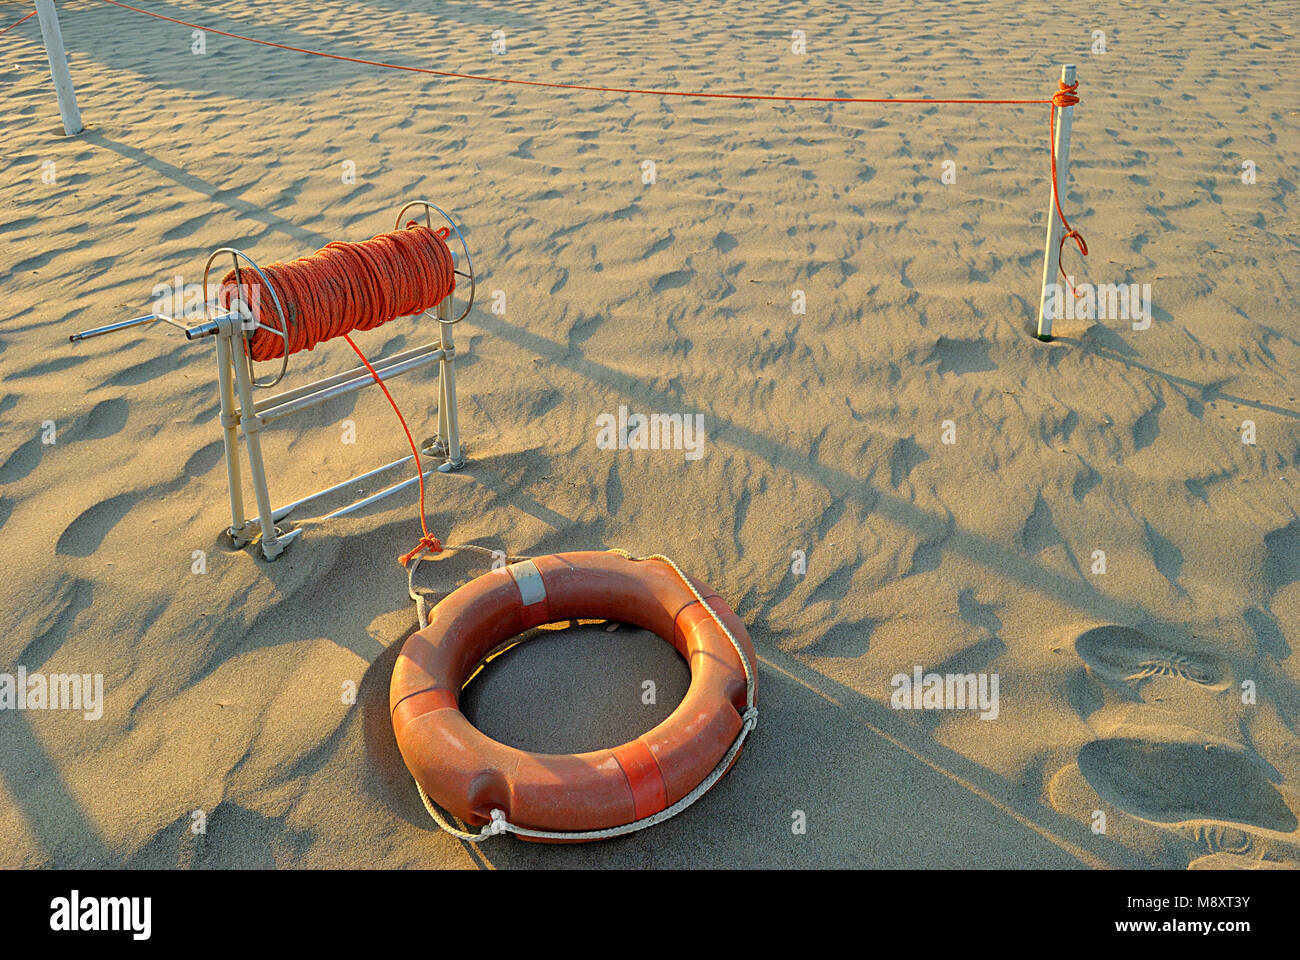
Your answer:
(70, 199), (476, 560)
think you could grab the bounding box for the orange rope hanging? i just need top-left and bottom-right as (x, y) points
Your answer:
(95, 0), (1055, 105)
(345, 334), (445, 566)
(218, 224), (456, 565)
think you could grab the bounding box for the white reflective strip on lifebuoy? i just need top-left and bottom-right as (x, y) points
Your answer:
(506, 559), (547, 606)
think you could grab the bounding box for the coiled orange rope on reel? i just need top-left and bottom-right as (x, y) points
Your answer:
(219, 223), (456, 361)
(218, 223), (458, 565)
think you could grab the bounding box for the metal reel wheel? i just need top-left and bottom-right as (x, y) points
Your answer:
(203, 247), (294, 389)
(394, 199), (476, 324)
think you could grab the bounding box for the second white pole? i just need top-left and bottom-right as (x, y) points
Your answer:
(33, 0), (83, 136)
(1035, 63), (1075, 341)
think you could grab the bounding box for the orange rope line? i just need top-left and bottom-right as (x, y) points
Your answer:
(0, 10), (35, 34)
(93, 0), (1086, 275)
(95, 0), (1053, 105)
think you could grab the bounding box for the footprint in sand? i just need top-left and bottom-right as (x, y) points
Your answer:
(1078, 734), (1296, 833)
(1053, 624), (1300, 866)
(1074, 624), (1228, 695)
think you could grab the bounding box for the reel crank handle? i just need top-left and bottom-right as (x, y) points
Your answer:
(70, 312), (226, 343)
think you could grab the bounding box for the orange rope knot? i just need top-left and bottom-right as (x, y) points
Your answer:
(218, 224), (455, 362)
(1051, 80), (1079, 109)
(400, 534), (443, 568)
(1047, 80), (1087, 290)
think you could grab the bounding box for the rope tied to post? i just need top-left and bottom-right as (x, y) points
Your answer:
(1049, 80), (1087, 292)
(1051, 80), (1080, 110)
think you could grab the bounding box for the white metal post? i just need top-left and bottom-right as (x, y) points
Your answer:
(436, 292), (464, 469)
(230, 340), (283, 559)
(436, 333), (449, 453)
(33, 0), (83, 136)
(215, 330), (251, 542)
(1035, 63), (1075, 341)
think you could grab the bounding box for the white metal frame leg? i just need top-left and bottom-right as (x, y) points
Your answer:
(216, 330), (254, 544)
(231, 335), (285, 559)
(436, 293), (464, 471)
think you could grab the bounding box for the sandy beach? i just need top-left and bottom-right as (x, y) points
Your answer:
(2, 0), (1298, 869)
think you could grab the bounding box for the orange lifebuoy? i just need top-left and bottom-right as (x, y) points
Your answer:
(390, 550), (757, 841)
